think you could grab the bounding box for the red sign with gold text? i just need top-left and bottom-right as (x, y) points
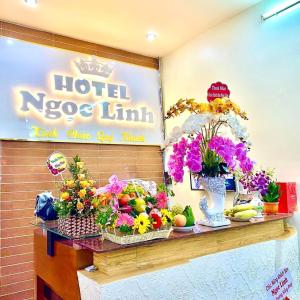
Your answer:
(207, 82), (230, 102)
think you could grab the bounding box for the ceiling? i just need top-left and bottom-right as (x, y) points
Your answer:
(0, 0), (262, 57)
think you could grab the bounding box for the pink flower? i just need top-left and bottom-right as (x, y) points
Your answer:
(156, 192), (168, 209)
(104, 175), (126, 195)
(168, 137), (188, 183)
(115, 213), (134, 227)
(208, 136), (254, 174)
(186, 134), (202, 173)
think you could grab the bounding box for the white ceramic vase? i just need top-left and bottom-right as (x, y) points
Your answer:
(199, 176), (231, 227)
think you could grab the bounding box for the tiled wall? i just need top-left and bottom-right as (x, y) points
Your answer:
(0, 140), (163, 299)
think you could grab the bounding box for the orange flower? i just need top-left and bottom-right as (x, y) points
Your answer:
(61, 192), (70, 201)
(66, 180), (75, 188)
(77, 173), (86, 180)
(92, 198), (100, 208)
(76, 201), (84, 210)
(98, 193), (112, 205)
(80, 180), (90, 188)
(78, 189), (86, 198)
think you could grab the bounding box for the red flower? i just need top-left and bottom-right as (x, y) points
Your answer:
(151, 214), (162, 229)
(84, 199), (91, 207)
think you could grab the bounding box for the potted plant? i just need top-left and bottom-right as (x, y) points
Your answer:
(164, 97), (254, 227)
(238, 169), (273, 205)
(262, 181), (280, 215)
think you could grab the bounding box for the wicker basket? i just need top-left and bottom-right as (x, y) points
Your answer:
(103, 228), (172, 245)
(57, 214), (99, 238)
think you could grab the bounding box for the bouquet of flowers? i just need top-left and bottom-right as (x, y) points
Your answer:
(96, 176), (173, 244)
(54, 156), (100, 217)
(164, 97), (255, 182)
(53, 156), (100, 237)
(239, 169), (273, 197)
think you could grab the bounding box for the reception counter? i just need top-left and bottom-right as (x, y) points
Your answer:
(34, 214), (300, 300)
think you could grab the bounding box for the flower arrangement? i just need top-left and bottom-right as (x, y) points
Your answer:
(96, 176), (173, 244)
(54, 156), (100, 217)
(237, 168), (280, 215)
(239, 169), (273, 196)
(165, 97), (254, 183)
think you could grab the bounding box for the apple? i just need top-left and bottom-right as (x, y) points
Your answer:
(119, 205), (132, 214)
(118, 194), (131, 206)
(173, 214), (187, 227)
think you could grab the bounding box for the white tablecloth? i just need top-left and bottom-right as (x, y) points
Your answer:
(78, 230), (300, 300)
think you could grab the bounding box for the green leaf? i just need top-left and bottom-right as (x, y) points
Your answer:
(263, 182), (280, 203)
(119, 225), (133, 235)
(128, 199), (136, 206)
(145, 196), (157, 205)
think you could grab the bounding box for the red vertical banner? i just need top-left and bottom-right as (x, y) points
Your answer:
(278, 182), (297, 213)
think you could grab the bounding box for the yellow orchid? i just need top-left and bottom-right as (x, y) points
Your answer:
(78, 189), (87, 198)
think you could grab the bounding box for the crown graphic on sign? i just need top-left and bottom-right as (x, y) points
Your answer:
(74, 56), (113, 78)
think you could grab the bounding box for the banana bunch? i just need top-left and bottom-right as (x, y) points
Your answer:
(224, 204), (257, 220)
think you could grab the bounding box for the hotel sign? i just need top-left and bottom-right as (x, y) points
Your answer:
(0, 37), (163, 145)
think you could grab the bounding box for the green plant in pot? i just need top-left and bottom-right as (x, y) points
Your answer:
(262, 181), (280, 215)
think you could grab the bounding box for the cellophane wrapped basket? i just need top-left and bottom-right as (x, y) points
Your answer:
(57, 214), (98, 238)
(103, 227), (172, 245)
(97, 176), (174, 245)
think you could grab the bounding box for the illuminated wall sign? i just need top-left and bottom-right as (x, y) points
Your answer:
(0, 37), (163, 145)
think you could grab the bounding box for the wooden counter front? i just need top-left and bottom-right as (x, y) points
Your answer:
(79, 214), (291, 283)
(34, 214), (292, 299)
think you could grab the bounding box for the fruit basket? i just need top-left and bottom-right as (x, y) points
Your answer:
(96, 176), (174, 245)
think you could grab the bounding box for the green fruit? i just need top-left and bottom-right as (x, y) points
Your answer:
(171, 205), (184, 216)
(182, 205), (195, 227)
(233, 204), (255, 213)
(234, 209), (257, 220)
